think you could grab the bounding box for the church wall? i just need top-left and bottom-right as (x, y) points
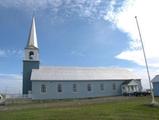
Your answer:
(31, 80), (125, 99)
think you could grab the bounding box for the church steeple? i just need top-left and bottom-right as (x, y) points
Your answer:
(24, 16), (39, 61)
(23, 16), (40, 94)
(26, 17), (38, 48)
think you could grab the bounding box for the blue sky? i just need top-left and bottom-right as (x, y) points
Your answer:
(0, 0), (159, 93)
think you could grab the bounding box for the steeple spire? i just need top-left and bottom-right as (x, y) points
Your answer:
(26, 17), (38, 48)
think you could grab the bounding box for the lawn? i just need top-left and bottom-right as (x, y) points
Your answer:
(0, 96), (159, 120)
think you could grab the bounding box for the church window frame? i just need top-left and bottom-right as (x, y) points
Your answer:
(73, 84), (77, 92)
(100, 83), (104, 91)
(41, 84), (47, 93)
(87, 84), (92, 92)
(57, 84), (62, 92)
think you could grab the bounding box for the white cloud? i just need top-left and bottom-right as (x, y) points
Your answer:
(105, 0), (159, 68)
(116, 50), (144, 65)
(0, 49), (22, 58)
(0, 0), (110, 20)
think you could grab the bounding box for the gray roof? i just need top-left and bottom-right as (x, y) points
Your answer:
(152, 75), (159, 83)
(31, 67), (140, 81)
(122, 81), (131, 85)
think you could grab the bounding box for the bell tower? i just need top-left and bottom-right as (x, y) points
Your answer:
(23, 17), (40, 95)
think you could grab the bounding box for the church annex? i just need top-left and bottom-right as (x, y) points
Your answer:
(23, 17), (142, 99)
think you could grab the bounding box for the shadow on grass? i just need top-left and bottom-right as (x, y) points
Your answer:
(142, 103), (159, 108)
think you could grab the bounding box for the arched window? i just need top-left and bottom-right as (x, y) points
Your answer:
(41, 84), (46, 93)
(29, 51), (34, 59)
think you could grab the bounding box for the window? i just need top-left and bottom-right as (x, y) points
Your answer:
(112, 83), (116, 90)
(29, 51), (34, 59)
(57, 84), (62, 92)
(41, 84), (46, 93)
(87, 84), (91, 92)
(73, 84), (77, 92)
(100, 83), (104, 91)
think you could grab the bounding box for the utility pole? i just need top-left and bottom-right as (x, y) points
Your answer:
(135, 16), (158, 105)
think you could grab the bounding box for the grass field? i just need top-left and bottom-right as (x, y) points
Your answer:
(0, 96), (159, 120)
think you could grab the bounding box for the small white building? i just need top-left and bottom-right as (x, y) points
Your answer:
(121, 80), (140, 94)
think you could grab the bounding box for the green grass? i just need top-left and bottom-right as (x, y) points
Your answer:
(0, 96), (159, 120)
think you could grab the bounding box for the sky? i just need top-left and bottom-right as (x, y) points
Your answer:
(0, 0), (159, 94)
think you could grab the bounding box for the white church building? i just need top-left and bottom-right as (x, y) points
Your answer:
(23, 17), (142, 100)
